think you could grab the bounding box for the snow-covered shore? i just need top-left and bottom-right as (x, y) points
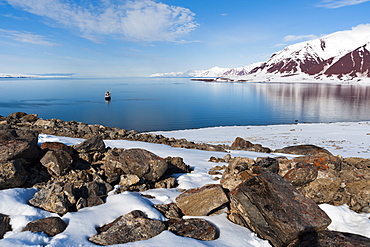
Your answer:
(1, 122), (370, 246)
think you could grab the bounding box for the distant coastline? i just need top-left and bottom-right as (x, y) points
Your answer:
(0, 73), (74, 79)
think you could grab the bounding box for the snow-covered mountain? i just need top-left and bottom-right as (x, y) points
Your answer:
(246, 24), (370, 82)
(149, 66), (230, 78)
(150, 24), (370, 82)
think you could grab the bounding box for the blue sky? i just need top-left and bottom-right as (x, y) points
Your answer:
(0, 0), (370, 77)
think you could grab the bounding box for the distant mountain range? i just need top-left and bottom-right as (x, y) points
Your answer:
(150, 24), (370, 82)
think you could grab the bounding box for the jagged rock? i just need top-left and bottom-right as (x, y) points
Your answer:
(288, 230), (370, 247)
(220, 157), (255, 191)
(231, 137), (271, 153)
(74, 135), (105, 153)
(89, 210), (166, 245)
(0, 160), (27, 189)
(229, 171), (331, 247)
(22, 217), (67, 237)
(29, 178), (110, 215)
(0, 213), (12, 239)
(275, 144), (333, 156)
(103, 148), (168, 183)
(40, 150), (73, 176)
(40, 142), (74, 156)
(252, 157), (279, 174)
(153, 203), (183, 219)
(283, 163), (318, 186)
(29, 182), (73, 215)
(164, 157), (192, 174)
(167, 218), (218, 241)
(175, 184), (229, 216)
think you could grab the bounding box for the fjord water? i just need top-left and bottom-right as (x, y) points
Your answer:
(1, 77), (370, 132)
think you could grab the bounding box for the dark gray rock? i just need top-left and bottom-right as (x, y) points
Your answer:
(288, 230), (370, 247)
(103, 148), (168, 183)
(153, 203), (183, 219)
(75, 135), (105, 153)
(0, 213), (12, 239)
(167, 218), (218, 241)
(22, 217), (67, 237)
(0, 160), (27, 189)
(89, 210), (166, 245)
(40, 150), (73, 176)
(252, 157), (279, 174)
(229, 171), (331, 247)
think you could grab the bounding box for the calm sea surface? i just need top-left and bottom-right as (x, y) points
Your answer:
(1, 77), (370, 132)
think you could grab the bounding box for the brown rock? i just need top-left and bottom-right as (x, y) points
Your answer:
(231, 137), (271, 152)
(175, 184), (229, 216)
(40, 142), (74, 156)
(167, 218), (218, 241)
(40, 150), (73, 176)
(229, 171), (331, 247)
(103, 148), (168, 183)
(283, 163), (318, 186)
(22, 217), (67, 237)
(0, 213), (12, 239)
(275, 144), (333, 156)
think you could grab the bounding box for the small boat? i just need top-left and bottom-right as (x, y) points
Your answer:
(105, 91), (111, 100)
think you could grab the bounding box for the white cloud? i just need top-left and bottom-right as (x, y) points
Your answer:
(0, 29), (59, 46)
(5, 0), (198, 43)
(316, 0), (370, 8)
(283, 34), (318, 42)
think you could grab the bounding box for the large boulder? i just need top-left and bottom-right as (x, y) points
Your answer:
(0, 128), (39, 164)
(274, 144), (333, 156)
(22, 217), (67, 237)
(103, 148), (168, 183)
(231, 137), (271, 153)
(0, 160), (27, 189)
(175, 184), (229, 216)
(89, 210), (166, 245)
(229, 171), (331, 246)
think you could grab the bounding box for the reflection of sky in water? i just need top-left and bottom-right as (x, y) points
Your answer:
(1, 78), (370, 131)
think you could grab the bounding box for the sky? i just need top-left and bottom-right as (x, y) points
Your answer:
(0, 0), (370, 77)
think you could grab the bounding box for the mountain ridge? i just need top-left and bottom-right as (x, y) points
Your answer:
(150, 24), (370, 82)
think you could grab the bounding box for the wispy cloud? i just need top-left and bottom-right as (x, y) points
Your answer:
(5, 0), (198, 43)
(316, 0), (370, 8)
(283, 34), (318, 42)
(0, 29), (59, 46)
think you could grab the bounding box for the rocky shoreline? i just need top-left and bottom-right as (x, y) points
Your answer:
(1, 112), (370, 246)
